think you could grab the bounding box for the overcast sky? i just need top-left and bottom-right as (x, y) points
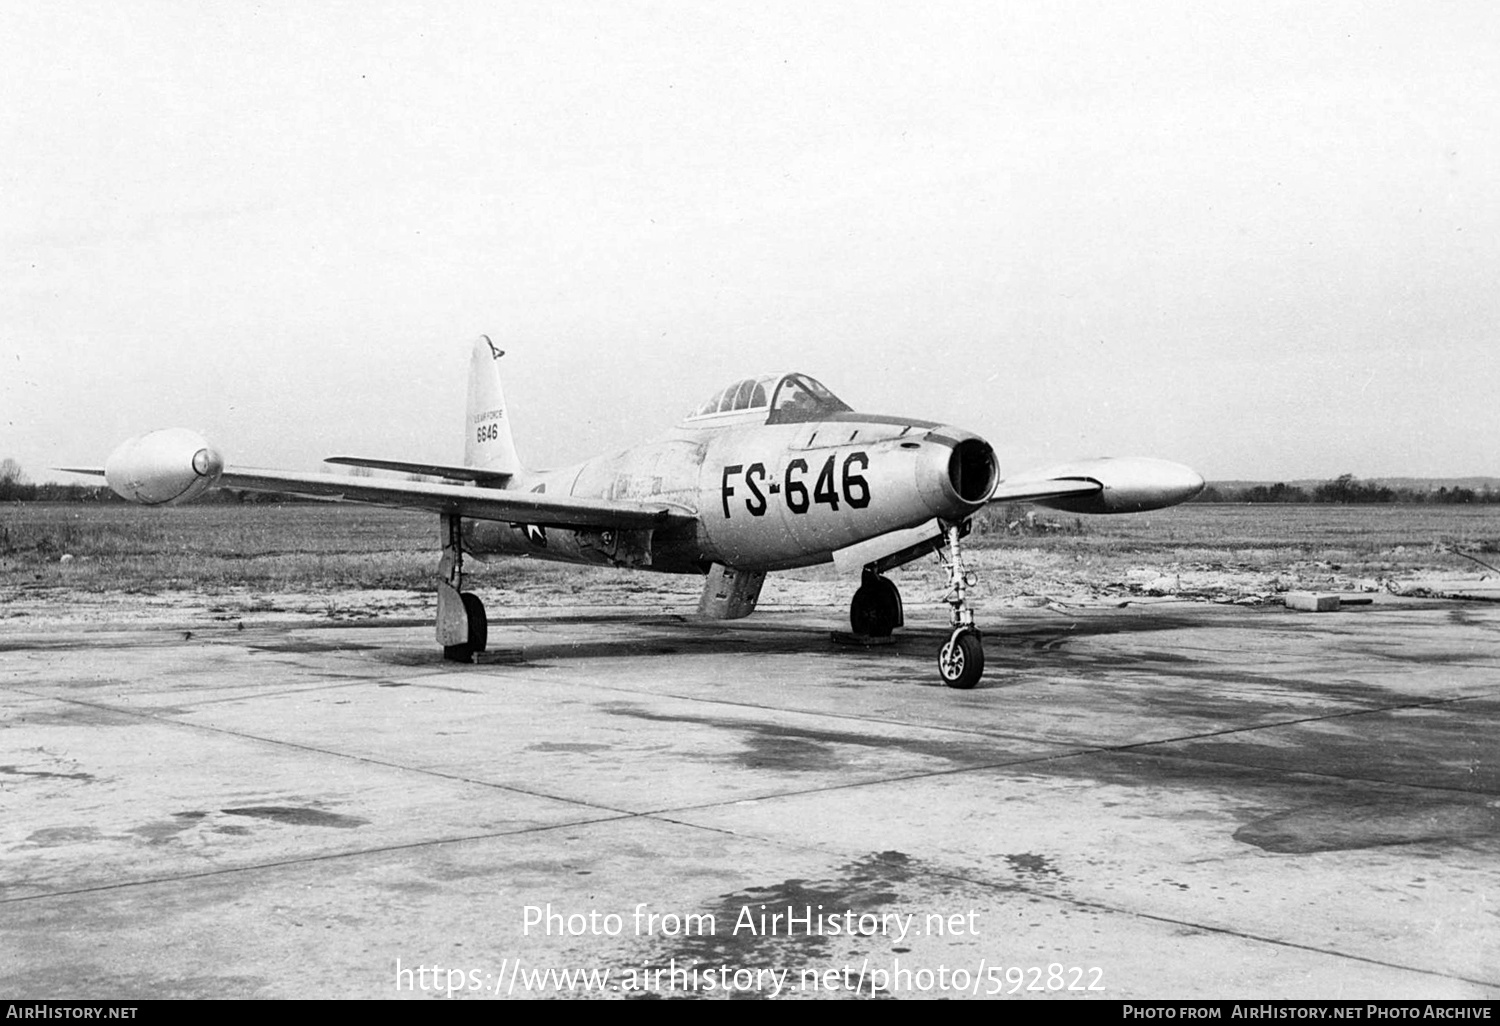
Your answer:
(4, 1), (1497, 484)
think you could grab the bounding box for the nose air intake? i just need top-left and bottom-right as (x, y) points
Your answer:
(918, 430), (999, 522)
(949, 437), (998, 504)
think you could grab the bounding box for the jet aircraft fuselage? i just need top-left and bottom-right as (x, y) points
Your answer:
(466, 371), (995, 576)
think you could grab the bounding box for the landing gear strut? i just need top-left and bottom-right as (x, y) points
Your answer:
(437, 514), (487, 663)
(849, 567), (903, 637)
(936, 520), (983, 689)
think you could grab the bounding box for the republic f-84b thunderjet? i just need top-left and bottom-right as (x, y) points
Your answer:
(73, 336), (1203, 688)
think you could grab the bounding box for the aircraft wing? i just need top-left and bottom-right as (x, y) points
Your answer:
(989, 457), (1205, 514)
(62, 439), (688, 530)
(217, 469), (688, 529)
(989, 479), (1103, 505)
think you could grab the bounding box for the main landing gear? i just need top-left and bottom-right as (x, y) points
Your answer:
(850, 567), (903, 637)
(936, 520), (983, 689)
(437, 514), (488, 663)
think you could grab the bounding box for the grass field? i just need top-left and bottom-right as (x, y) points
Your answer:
(980, 502), (1500, 559)
(4, 502), (1500, 594)
(1, 504), (439, 591)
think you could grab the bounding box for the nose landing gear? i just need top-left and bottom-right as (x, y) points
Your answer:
(843, 521), (985, 688)
(937, 520), (983, 689)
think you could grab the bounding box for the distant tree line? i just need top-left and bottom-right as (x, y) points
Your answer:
(0, 479), (114, 502)
(0, 479), (306, 504)
(0, 459), (112, 502)
(1194, 473), (1500, 504)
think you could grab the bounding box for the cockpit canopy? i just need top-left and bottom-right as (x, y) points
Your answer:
(686, 373), (852, 425)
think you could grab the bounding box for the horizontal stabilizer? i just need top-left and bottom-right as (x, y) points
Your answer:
(324, 457), (512, 486)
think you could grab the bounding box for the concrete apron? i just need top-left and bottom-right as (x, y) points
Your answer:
(1, 596), (1497, 999)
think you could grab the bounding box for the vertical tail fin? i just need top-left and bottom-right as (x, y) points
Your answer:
(465, 335), (523, 475)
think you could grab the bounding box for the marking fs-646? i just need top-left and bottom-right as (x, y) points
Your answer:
(70, 336), (1203, 688)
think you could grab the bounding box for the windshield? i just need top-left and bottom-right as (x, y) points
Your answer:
(767, 374), (851, 423)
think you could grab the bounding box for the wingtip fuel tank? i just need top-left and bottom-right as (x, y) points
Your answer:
(104, 428), (224, 505)
(1019, 457), (1205, 514)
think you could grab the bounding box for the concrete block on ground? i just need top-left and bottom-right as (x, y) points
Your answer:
(1284, 591), (1341, 611)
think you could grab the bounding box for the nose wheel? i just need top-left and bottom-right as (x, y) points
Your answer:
(938, 628), (983, 689)
(937, 520), (984, 688)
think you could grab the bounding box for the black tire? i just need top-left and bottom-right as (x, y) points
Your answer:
(443, 593), (488, 662)
(937, 630), (984, 689)
(461, 592), (488, 653)
(850, 577), (902, 637)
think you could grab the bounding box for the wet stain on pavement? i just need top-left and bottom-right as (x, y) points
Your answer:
(1003, 852), (1062, 879)
(1234, 797), (1500, 853)
(247, 640), (379, 654)
(527, 742), (612, 754)
(10, 706), (141, 728)
(600, 703), (1013, 772)
(129, 818), (201, 844)
(220, 806), (369, 828)
(0, 764), (95, 782)
(637, 851), (930, 999)
(1341, 645), (1492, 666)
(1164, 704), (1500, 794)
(22, 826), (104, 847)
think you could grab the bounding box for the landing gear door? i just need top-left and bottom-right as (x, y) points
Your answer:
(831, 518), (944, 576)
(698, 564), (766, 620)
